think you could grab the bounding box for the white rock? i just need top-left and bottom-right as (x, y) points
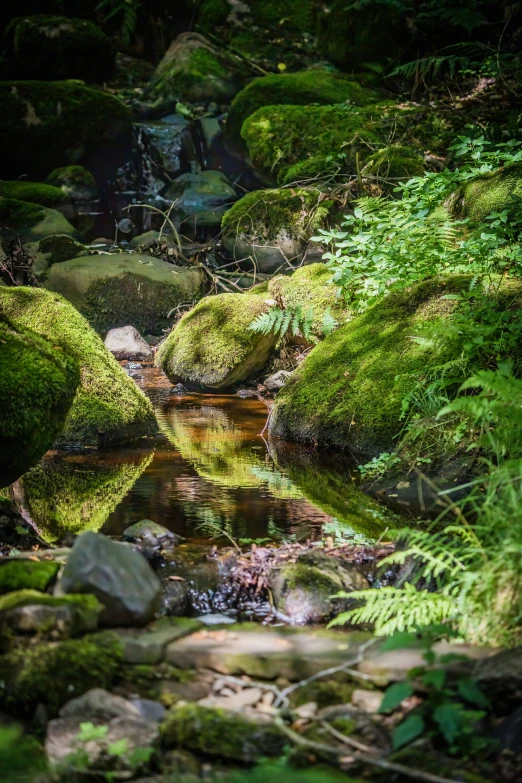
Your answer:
(104, 325), (153, 361)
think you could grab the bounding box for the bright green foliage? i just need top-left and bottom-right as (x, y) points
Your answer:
(0, 560), (59, 594)
(156, 292), (279, 390)
(0, 287), (156, 448)
(226, 69), (380, 148)
(0, 725), (47, 782)
(0, 314), (79, 487)
(0, 80), (131, 180)
(250, 304), (315, 341)
(0, 631), (122, 715)
(4, 15), (114, 82)
(0, 182), (69, 209)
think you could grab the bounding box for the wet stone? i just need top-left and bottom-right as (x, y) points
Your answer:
(123, 520), (181, 549)
(115, 617), (203, 664)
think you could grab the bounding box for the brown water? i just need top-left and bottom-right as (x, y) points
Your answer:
(13, 367), (396, 546)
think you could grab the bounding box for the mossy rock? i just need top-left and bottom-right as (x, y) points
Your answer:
(316, 0), (411, 70)
(149, 32), (247, 104)
(24, 234), (87, 280)
(0, 80), (131, 181)
(446, 162), (522, 223)
(0, 198), (76, 242)
(0, 559), (60, 594)
(16, 451), (154, 544)
(46, 165), (98, 202)
(0, 287), (156, 448)
(42, 252), (207, 336)
(270, 549), (369, 624)
(4, 15), (114, 83)
(156, 291), (279, 390)
(160, 702), (286, 762)
(226, 69), (381, 150)
(0, 630), (122, 716)
(361, 145), (425, 185)
(0, 181), (69, 209)
(267, 264), (347, 339)
(221, 188), (334, 273)
(0, 589), (102, 636)
(270, 277), (499, 456)
(0, 314), (79, 487)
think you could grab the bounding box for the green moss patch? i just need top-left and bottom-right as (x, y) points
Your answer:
(446, 162), (522, 223)
(0, 287), (156, 448)
(0, 314), (79, 487)
(156, 292), (278, 390)
(0, 182), (69, 208)
(5, 15), (114, 83)
(0, 560), (59, 594)
(0, 630), (122, 716)
(226, 69), (381, 148)
(0, 589), (101, 625)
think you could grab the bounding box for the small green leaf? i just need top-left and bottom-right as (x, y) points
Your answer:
(433, 703), (462, 745)
(457, 678), (490, 708)
(392, 715), (425, 749)
(77, 722), (108, 742)
(422, 669), (446, 690)
(378, 681), (414, 713)
(381, 631), (418, 651)
(108, 739), (128, 757)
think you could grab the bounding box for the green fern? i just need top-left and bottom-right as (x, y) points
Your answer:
(249, 304), (315, 340)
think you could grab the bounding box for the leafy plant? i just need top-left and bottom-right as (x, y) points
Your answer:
(249, 304), (315, 341)
(95, 0), (141, 44)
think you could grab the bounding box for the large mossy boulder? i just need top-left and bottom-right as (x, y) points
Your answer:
(156, 292), (279, 390)
(160, 702), (286, 762)
(46, 165), (98, 202)
(148, 32), (247, 104)
(0, 198), (76, 242)
(226, 69), (381, 150)
(0, 181), (70, 210)
(221, 188), (334, 273)
(316, 0), (411, 70)
(0, 314), (79, 487)
(57, 532), (162, 627)
(0, 631), (122, 716)
(16, 451), (154, 544)
(0, 287), (156, 448)
(270, 277), (507, 456)
(4, 16), (115, 83)
(446, 162), (522, 223)
(0, 81), (131, 181)
(42, 253), (207, 335)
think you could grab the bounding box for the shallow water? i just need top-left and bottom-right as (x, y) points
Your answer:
(11, 367), (396, 546)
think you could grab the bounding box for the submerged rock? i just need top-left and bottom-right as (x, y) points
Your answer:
(163, 170), (237, 230)
(156, 292), (278, 390)
(270, 550), (369, 624)
(0, 80), (131, 181)
(43, 252), (207, 335)
(105, 326), (154, 361)
(57, 532), (162, 627)
(0, 287), (156, 448)
(221, 189), (333, 273)
(0, 313), (79, 487)
(160, 702), (285, 762)
(4, 15), (115, 82)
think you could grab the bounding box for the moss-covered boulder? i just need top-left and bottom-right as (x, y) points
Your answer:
(0, 559), (59, 594)
(270, 277), (477, 456)
(361, 145), (425, 185)
(17, 451), (153, 544)
(0, 590), (101, 636)
(267, 264), (347, 339)
(0, 631), (122, 716)
(46, 165), (98, 202)
(221, 188), (334, 273)
(0, 314), (79, 487)
(148, 32), (247, 104)
(0, 287), (156, 448)
(4, 15), (114, 83)
(270, 549), (369, 624)
(156, 292), (279, 390)
(446, 162), (522, 223)
(0, 80), (131, 181)
(160, 702), (286, 762)
(42, 252), (207, 335)
(0, 181), (70, 210)
(316, 0), (411, 70)
(0, 198), (76, 242)
(226, 69), (381, 150)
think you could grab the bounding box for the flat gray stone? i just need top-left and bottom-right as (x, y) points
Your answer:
(115, 618), (203, 664)
(60, 689), (141, 721)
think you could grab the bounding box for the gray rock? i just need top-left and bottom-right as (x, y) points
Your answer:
(474, 647), (522, 707)
(5, 604), (86, 636)
(270, 550), (369, 625)
(264, 370), (292, 392)
(105, 326), (154, 361)
(163, 170), (237, 229)
(115, 618), (202, 664)
(122, 520), (180, 548)
(197, 613), (236, 625)
(236, 388), (257, 398)
(46, 716), (158, 774)
(163, 579), (189, 617)
(131, 699), (166, 724)
(137, 115), (197, 179)
(60, 689), (142, 722)
(56, 532), (162, 627)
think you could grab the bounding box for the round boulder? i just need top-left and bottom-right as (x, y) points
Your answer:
(104, 326), (154, 361)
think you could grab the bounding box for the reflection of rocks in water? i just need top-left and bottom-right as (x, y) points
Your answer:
(270, 441), (402, 540)
(9, 451), (154, 544)
(160, 405), (301, 497)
